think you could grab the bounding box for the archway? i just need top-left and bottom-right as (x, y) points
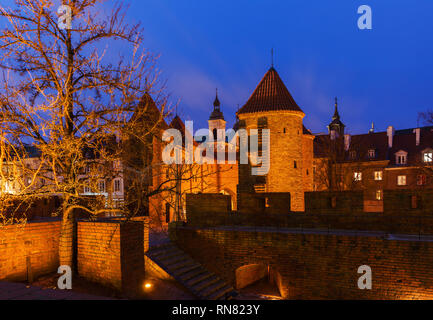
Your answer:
(235, 264), (282, 299)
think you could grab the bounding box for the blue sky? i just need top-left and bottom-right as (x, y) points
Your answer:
(126, 0), (433, 134)
(2, 0), (433, 134)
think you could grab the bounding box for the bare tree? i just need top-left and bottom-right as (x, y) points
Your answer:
(0, 0), (167, 267)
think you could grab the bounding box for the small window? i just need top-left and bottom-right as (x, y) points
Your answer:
(368, 149), (375, 158)
(411, 195), (418, 209)
(84, 165), (91, 174)
(375, 190), (383, 200)
(417, 175), (426, 186)
(113, 179), (122, 192)
(283, 128), (286, 134)
(294, 161), (297, 169)
(165, 203), (171, 223)
(396, 155), (407, 165)
(397, 175), (406, 186)
(98, 180), (106, 193)
(374, 171), (383, 181)
(423, 152), (433, 163)
(330, 196), (337, 208)
(84, 185), (91, 193)
(306, 169), (309, 176)
(349, 151), (357, 160)
(354, 172), (362, 181)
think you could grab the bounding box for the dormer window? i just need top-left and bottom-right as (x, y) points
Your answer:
(395, 150), (408, 165)
(368, 149), (375, 158)
(422, 149), (433, 163)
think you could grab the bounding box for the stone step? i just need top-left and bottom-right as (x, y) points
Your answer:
(208, 285), (235, 300)
(159, 254), (186, 266)
(146, 241), (237, 300)
(192, 275), (220, 293)
(199, 280), (227, 297)
(149, 246), (179, 258)
(169, 259), (197, 271)
(184, 272), (214, 287)
(179, 269), (208, 282)
(172, 263), (202, 276)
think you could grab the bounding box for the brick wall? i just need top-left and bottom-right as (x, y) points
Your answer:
(305, 191), (364, 214)
(0, 219), (61, 281)
(384, 189), (433, 215)
(77, 219), (145, 297)
(172, 225), (433, 299)
(186, 193), (231, 215)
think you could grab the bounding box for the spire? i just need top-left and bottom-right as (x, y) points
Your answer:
(209, 89), (224, 120)
(369, 122), (375, 133)
(213, 88), (220, 109)
(327, 96), (345, 136)
(271, 48), (274, 69)
(332, 97), (340, 120)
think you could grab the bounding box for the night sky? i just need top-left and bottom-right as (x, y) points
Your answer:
(129, 0), (433, 134)
(3, 0), (433, 134)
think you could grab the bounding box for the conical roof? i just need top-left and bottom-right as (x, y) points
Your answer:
(237, 67), (303, 115)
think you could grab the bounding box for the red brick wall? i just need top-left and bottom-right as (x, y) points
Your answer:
(77, 220), (145, 297)
(0, 219), (61, 281)
(172, 226), (433, 299)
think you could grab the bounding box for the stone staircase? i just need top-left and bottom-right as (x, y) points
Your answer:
(146, 242), (237, 300)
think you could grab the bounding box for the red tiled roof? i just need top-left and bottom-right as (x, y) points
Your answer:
(237, 67), (303, 115)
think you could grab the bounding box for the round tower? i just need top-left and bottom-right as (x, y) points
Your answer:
(237, 67), (312, 212)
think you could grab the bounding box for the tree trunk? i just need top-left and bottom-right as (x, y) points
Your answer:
(59, 206), (75, 268)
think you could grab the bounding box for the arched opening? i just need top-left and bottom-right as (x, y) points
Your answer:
(235, 264), (282, 299)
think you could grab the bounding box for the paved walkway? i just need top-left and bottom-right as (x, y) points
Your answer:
(0, 282), (113, 300)
(181, 225), (433, 242)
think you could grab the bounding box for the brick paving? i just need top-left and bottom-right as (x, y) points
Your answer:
(0, 281), (113, 300)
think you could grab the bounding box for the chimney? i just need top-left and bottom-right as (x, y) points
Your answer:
(344, 134), (351, 151)
(413, 128), (420, 146)
(387, 126), (394, 148)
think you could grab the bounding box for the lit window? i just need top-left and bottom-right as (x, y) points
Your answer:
(368, 149), (375, 158)
(397, 175), (406, 186)
(423, 152), (433, 163)
(98, 180), (106, 193)
(374, 171), (383, 181)
(417, 175), (426, 186)
(375, 190), (383, 200)
(113, 179), (122, 192)
(354, 172), (362, 181)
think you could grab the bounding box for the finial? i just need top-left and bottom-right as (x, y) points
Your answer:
(335, 97), (338, 107)
(271, 48), (274, 68)
(369, 122), (375, 133)
(213, 88), (220, 108)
